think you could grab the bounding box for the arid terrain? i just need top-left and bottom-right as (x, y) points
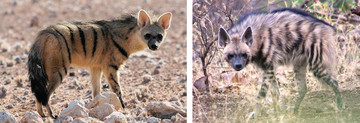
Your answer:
(0, 0), (187, 122)
(193, 0), (360, 122)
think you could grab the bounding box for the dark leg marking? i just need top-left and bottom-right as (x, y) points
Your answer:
(109, 73), (125, 109)
(109, 64), (119, 70)
(58, 72), (63, 81)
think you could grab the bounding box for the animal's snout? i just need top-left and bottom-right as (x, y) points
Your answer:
(234, 64), (243, 71)
(149, 44), (158, 50)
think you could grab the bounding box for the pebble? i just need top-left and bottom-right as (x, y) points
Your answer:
(153, 68), (160, 75)
(6, 62), (13, 67)
(156, 61), (165, 68)
(4, 79), (11, 85)
(103, 84), (109, 89)
(30, 16), (39, 27)
(142, 74), (153, 84)
(146, 116), (160, 123)
(0, 86), (7, 98)
(69, 72), (75, 76)
(79, 70), (89, 76)
(13, 56), (21, 64)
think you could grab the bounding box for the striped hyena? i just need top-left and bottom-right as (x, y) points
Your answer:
(28, 10), (172, 118)
(218, 8), (344, 116)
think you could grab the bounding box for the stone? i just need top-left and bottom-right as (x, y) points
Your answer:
(4, 79), (11, 85)
(87, 92), (123, 110)
(72, 117), (101, 123)
(142, 74), (153, 84)
(6, 62), (13, 67)
(146, 117), (160, 123)
(104, 111), (127, 123)
(13, 56), (21, 64)
(163, 119), (172, 123)
(60, 116), (73, 123)
(145, 102), (186, 119)
(89, 103), (115, 120)
(59, 99), (89, 119)
(20, 111), (43, 123)
(174, 113), (186, 123)
(0, 86), (6, 98)
(0, 111), (17, 123)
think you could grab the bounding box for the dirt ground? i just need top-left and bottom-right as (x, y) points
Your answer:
(0, 0), (186, 121)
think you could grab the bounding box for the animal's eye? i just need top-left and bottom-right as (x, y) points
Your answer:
(157, 34), (163, 41)
(227, 54), (234, 59)
(242, 53), (247, 57)
(144, 34), (151, 40)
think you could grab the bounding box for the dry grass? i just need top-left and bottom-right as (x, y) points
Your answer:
(193, 0), (360, 122)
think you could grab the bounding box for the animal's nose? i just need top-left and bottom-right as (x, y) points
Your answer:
(235, 64), (242, 69)
(150, 45), (158, 50)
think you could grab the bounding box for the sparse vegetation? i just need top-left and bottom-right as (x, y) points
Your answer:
(193, 0), (360, 122)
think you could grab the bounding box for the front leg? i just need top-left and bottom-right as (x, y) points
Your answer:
(103, 66), (125, 109)
(254, 68), (278, 117)
(90, 67), (102, 98)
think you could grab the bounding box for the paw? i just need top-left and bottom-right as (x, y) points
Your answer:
(51, 115), (58, 119)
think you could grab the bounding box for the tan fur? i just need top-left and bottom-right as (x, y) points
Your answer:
(28, 9), (172, 118)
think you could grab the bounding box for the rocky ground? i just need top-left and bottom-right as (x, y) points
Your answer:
(0, 0), (187, 122)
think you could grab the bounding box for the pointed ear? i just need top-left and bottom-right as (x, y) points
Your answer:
(157, 12), (172, 29)
(218, 27), (231, 48)
(138, 9), (151, 28)
(242, 27), (253, 46)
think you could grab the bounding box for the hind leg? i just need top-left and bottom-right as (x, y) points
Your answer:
(43, 54), (68, 118)
(312, 65), (344, 109)
(36, 100), (45, 117)
(293, 61), (307, 114)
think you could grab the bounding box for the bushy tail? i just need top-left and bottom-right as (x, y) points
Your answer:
(28, 38), (49, 106)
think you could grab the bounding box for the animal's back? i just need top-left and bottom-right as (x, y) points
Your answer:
(230, 8), (337, 69)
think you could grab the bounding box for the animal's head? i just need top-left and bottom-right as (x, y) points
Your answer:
(137, 10), (172, 51)
(218, 27), (253, 71)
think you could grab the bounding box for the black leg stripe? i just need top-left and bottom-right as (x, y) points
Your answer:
(109, 64), (119, 70)
(58, 72), (63, 81)
(54, 29), (72, 63)
(77, 26), (87, 56)
(110, 73), (117, 83)
(91, 27), (98, 57)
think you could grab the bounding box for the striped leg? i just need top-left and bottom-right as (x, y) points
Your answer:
(103, 66), (125, 109)
(312, 64), (344, 110)
(294, 62), (307, 113)
(255, 68), (278, 116)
